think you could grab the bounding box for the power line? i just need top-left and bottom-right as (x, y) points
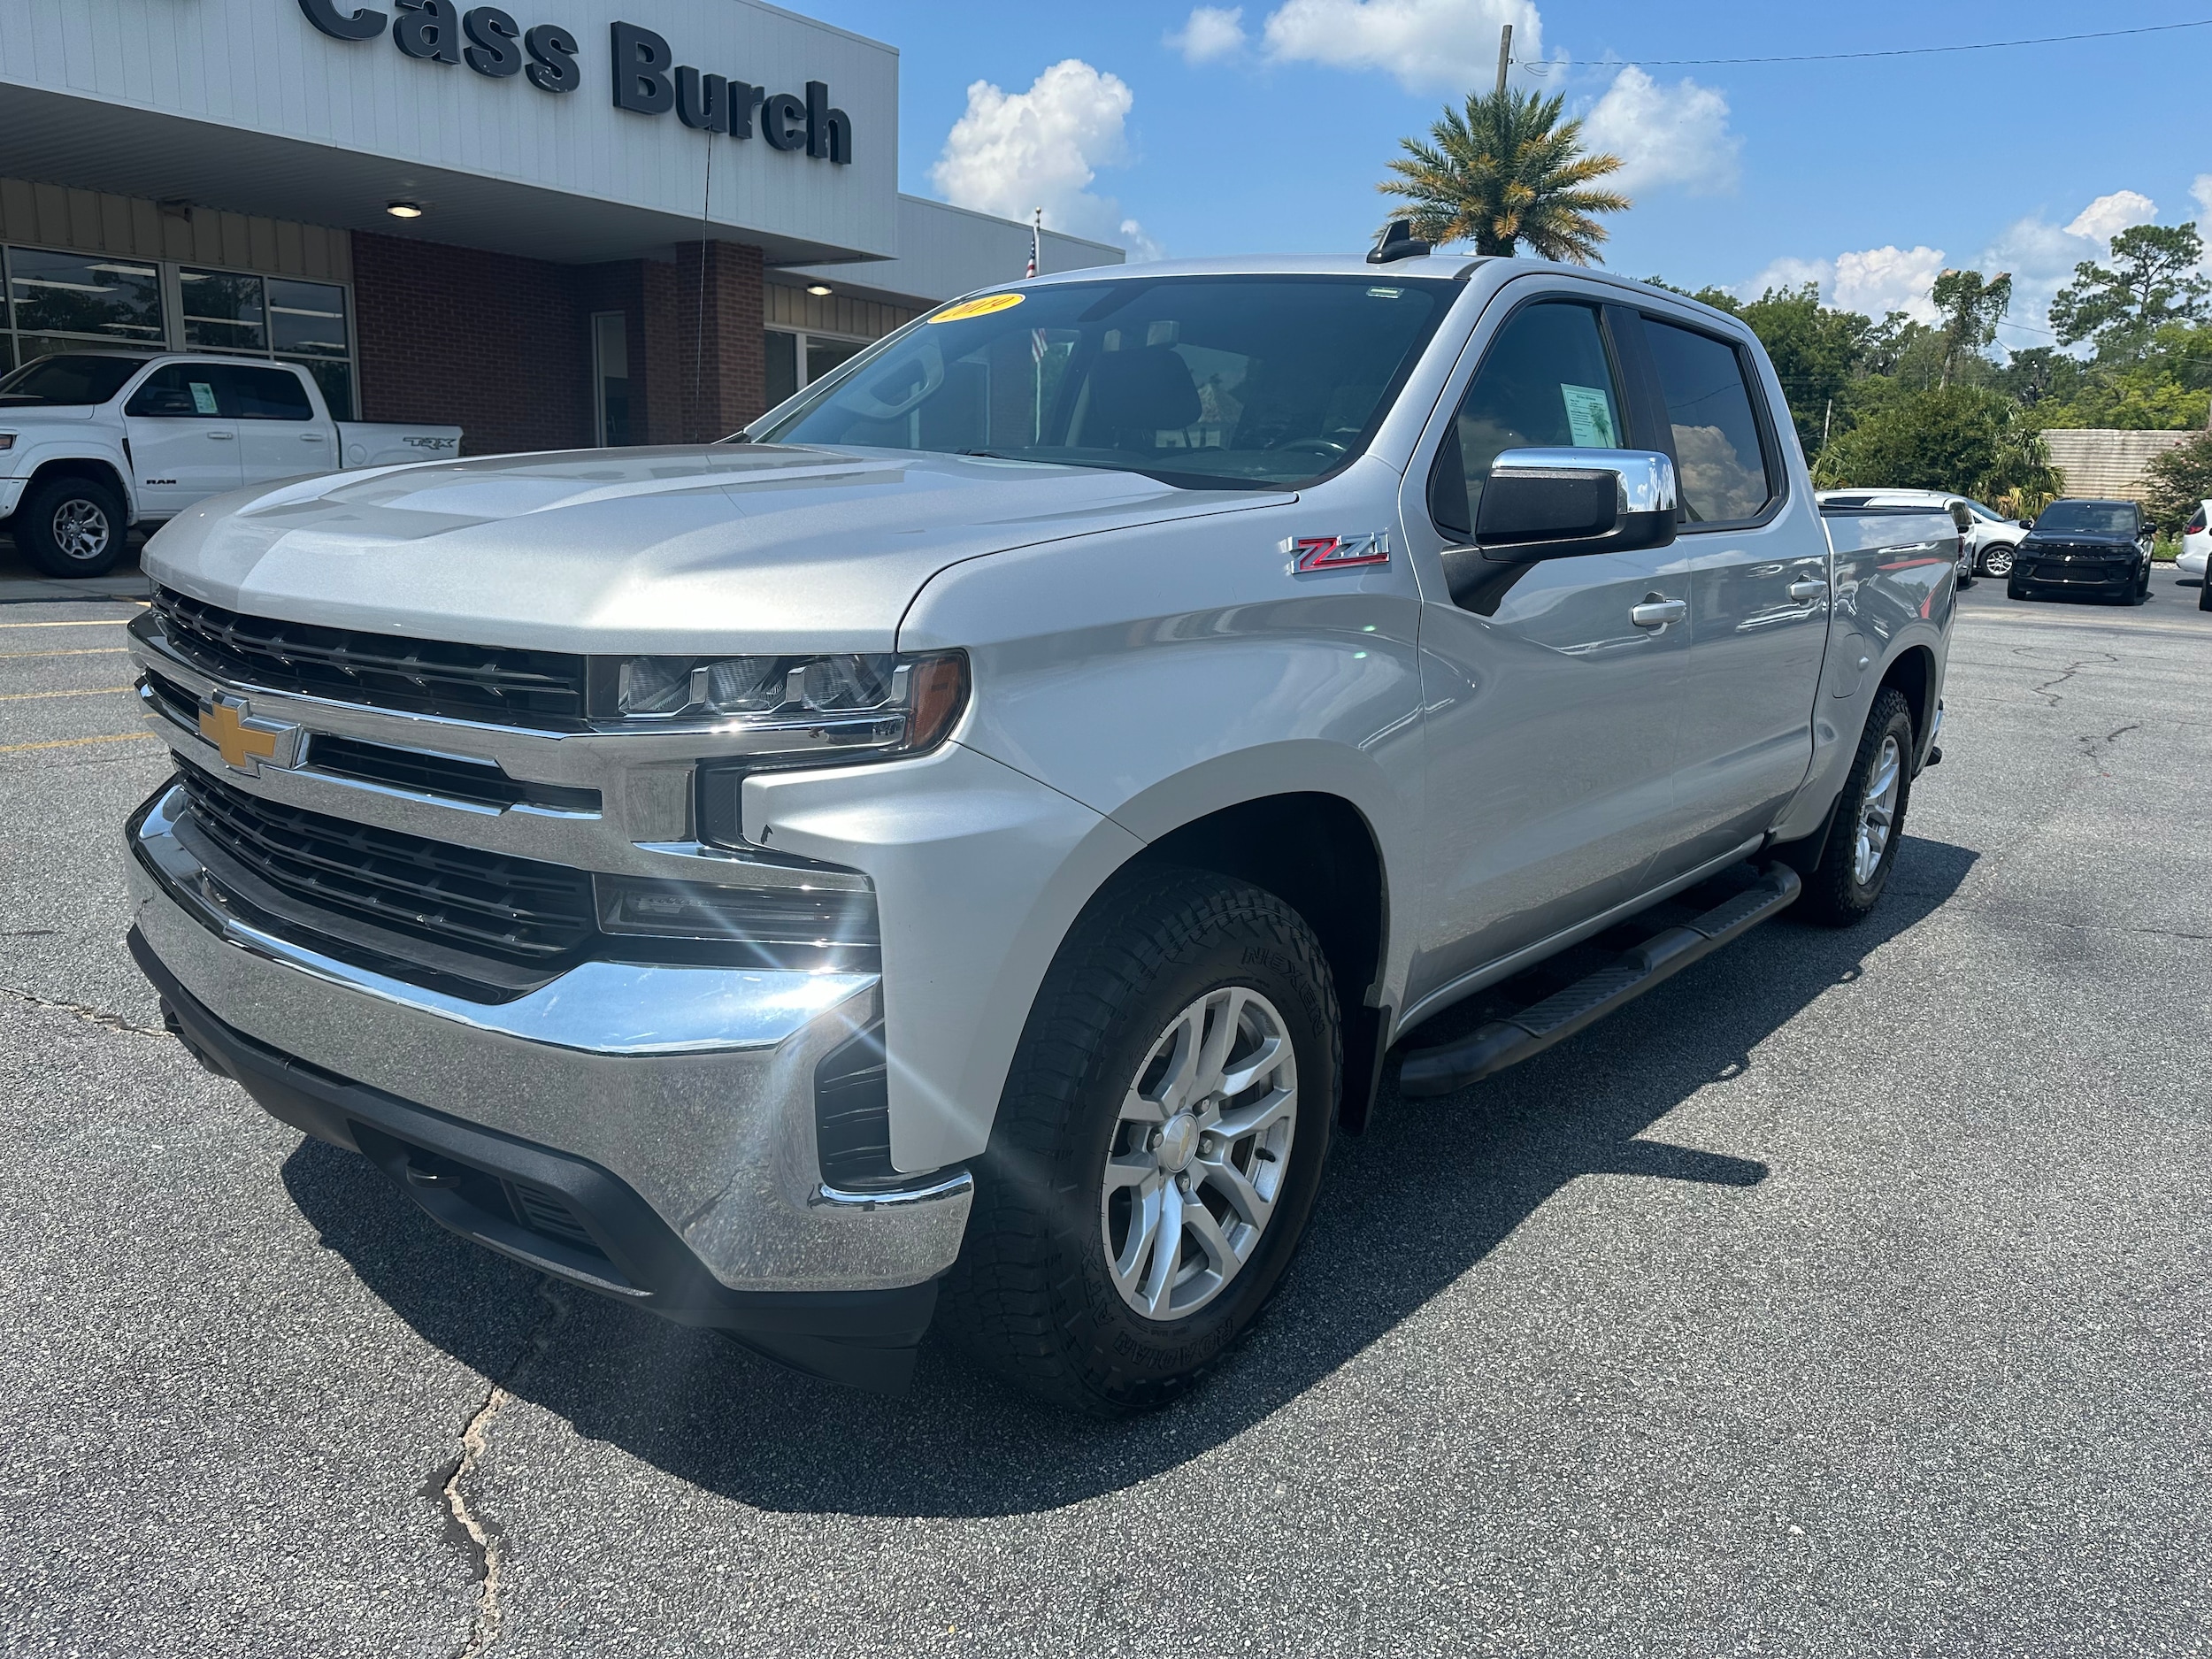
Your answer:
(1552, 19), (2212, 69)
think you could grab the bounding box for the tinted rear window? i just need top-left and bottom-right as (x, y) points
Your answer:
(219, 364), (314, 419)
(1643, 319), (1776, 524)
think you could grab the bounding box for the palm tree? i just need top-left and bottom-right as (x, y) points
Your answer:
(1379, 88), (1630, 264)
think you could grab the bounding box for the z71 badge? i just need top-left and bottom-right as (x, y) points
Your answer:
(1284, 532), (1391, 572)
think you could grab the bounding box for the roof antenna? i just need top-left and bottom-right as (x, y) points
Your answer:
(1368, 218), (1432, 265)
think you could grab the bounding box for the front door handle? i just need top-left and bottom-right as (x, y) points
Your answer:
(1630, 596), (1687, 628)
(206, 430), (234, 440)
(1789, 579), (1829, 602)
(299, 433), (327, 442)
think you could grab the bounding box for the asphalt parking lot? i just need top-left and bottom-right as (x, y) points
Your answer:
(3, 557), (2208, 1656)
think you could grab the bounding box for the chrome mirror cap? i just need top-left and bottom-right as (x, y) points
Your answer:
(1489, 448), (1679, 517)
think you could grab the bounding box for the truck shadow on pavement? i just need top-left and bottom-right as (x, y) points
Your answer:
(285, 835), (1976, 1519)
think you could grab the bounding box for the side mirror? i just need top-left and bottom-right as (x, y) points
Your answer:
(1477, 449), (1679, 562)
(2019, 518), (2034, 530)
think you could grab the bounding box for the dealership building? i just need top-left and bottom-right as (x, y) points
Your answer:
(0, 0), (1122, 453)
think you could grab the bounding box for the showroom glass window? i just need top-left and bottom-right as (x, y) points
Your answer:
(2, 247), (164, 370)
(0, 246), (357, 416)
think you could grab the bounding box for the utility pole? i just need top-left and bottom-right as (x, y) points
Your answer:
(1495, 24), (1512, 96)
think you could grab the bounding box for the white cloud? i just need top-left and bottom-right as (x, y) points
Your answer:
(1581, 65), (1738, 196)
(1736, 245), (1952, 325)
(1166, 6), (1248, 64)
(1119, 218), (1166, 262)
(1259, 0), (1541, 93)
(931, 60), (1156, 257)
(1832, 246), (1947, 324)
(2193, 174), (2212, 222)
(2064, 189), (2156, 243)
(1746, 256), (1832, 297)
(1981, 190), (2158, 346)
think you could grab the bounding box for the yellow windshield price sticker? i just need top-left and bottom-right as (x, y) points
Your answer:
(931, 292), (1026, 324)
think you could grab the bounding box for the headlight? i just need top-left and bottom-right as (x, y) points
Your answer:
(595, 649), (968, 758)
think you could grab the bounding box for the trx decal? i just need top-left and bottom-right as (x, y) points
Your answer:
(1284, 532), (1391, 573)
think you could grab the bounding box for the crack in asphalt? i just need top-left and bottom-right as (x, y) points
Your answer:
(2078, 722), (2141, 764)
(428, 1277), (569, 1659)
(2015, 649), (2118, 708)
(0, 981), (165, 1038)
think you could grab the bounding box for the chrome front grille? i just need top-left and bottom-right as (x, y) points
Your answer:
(151, 586), (589, 728)
(176, 763), (596, 964)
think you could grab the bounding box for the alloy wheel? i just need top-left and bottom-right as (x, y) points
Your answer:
(1853, 733), (1902, 886)
(1984, 544), (2016, 578)
(1100, 985), (1298, 1321)
(51, 496), (112, 565)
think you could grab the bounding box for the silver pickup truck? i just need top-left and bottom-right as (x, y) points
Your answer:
(121, 253), (1955, 1411)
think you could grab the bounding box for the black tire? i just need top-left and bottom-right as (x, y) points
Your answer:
(12, 473), (127, 579)
(1795, 687), (1915, 928)
(943, 869), (1340, 1414)
(2200, 578), (2211, 611)
(2008, 579), (2032, 602)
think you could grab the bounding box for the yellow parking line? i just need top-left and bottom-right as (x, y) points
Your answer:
(0, 685), (133, 702)
(0, 732), (155, 755)
(0, 618), (131, 628)
(0, 647), (133, 657)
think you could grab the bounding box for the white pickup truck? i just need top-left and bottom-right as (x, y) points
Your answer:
(0, 351), (459, 578)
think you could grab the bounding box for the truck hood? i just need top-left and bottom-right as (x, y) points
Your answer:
(0, 403), (102, 422)
(143, 443), (1291, 654)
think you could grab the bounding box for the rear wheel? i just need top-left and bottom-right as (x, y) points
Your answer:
(944, 870), (1339, 1414)
(1983, 542), (2017, 579)
(1796, 688), (1915, 928)
(13, 474), (127, 579)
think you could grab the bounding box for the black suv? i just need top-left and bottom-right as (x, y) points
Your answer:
(2008, 499), (2154, 604)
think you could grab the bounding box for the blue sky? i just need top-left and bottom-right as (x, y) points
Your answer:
(799, 0), (2212, 347)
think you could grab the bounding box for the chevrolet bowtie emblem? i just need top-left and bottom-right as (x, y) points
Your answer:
(197, 692), (304, 777)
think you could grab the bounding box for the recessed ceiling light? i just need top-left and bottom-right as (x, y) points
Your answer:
(386, 201), (425, 219)
(806, 283), (833, 296)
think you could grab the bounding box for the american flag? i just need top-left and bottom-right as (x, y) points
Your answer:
(1026, 208), (1041, 278)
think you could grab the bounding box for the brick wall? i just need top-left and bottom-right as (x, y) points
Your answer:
(351, 232), (593, 457)
(353, 231), (771, 457)
(663, 241), (768, 442)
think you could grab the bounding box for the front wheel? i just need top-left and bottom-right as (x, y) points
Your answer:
(2008, 578), (2032, 602)
(944, 870), (1340, 1414)
(2200, 578), (2211, 612)
(14, 474), (127, 579)
(1983, 543), (2017, 579)
(1796, 687), (1915, 928)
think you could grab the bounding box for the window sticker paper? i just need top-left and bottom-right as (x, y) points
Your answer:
(1561, 383), (1617, 448)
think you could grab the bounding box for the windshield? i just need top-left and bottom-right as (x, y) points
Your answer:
(2033, 501), (2138, 535)
(751, 274), (1458, 489)
(0, 354), (148, 407)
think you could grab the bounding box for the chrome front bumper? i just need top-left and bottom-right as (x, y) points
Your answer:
(127, 781), (973, 1294)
